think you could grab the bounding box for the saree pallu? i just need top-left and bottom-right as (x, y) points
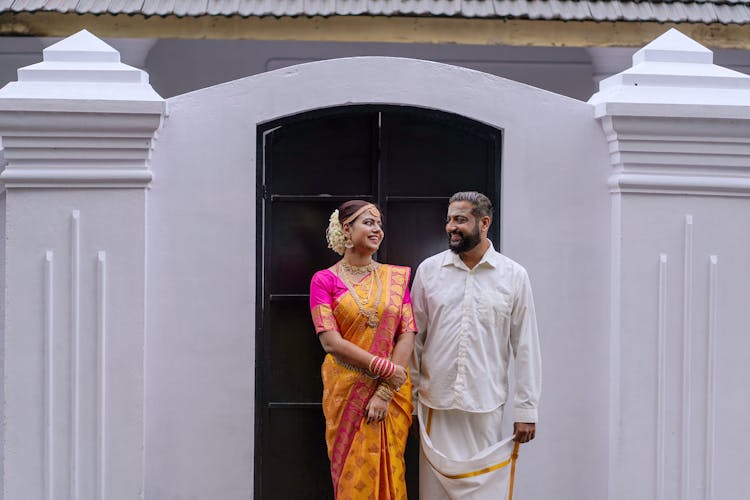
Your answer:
(310, 265), (416, 499)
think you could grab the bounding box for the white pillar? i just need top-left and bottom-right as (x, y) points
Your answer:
(0, 30), (164, 500)
(590, 29), (750, 500)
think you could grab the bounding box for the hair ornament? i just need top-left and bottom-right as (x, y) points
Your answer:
(326, 209), (346, 255)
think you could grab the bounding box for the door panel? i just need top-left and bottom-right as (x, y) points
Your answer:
(268, 297), (326, 403)
(268, 200), (346, 295)
(381, 110), (495, 197)
(267, 112), (377, 196)
(257, 105), (501, 499)
(383, 200), (449, 277)
(265, 408), (333, 499)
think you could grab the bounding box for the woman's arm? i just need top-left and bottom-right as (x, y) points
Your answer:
(384, 332), (414, 388)
(322, 329), (409, 424)
(318, 329), (377, 370)
(390, 332), (415, 368)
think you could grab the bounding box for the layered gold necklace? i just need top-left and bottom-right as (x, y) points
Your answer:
(337, 260), (382, 328)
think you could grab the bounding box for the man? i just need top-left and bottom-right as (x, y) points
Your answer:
(411, 191), (541, 499)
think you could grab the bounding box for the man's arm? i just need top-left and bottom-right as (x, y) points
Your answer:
(509, 268), (542, 442)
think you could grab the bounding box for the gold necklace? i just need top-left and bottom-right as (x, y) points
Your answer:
(337, 262), (382, 328)
(339, 260), (378, 275)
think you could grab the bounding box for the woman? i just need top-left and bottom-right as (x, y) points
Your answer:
(309, 200), (417, 499)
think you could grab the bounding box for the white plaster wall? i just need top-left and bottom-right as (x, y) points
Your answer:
(2, 189), (146, 500)
(613, 195), (750, 500)
(0, 190), (5, 491)
(145, 56), (611, 499)
(144, 110), (256, 499)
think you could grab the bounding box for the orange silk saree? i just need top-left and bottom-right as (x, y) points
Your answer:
(310, 264), (416, 499)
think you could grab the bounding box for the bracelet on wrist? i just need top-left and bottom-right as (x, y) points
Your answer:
(375, 382), (395, 402)
(368, 356), (396, 379)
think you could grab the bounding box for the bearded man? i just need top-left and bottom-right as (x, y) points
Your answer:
(410, 191), (542, 499)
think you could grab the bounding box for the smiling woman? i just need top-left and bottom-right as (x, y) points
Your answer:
(310, 200), (418, 499)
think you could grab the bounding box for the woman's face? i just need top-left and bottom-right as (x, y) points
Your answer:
(344, 210), (384, 254)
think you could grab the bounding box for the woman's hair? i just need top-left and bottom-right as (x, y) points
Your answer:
(326, 200), (383, 255)
(337, 200), (383, 226)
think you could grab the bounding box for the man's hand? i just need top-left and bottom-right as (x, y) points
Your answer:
(513, 422), (536, 443)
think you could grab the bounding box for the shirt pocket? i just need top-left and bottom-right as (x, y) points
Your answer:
(476, 290), (512, 326)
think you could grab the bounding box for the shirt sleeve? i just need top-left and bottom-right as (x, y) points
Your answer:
(510, 268), (542, 423)
(309, 271), (338, 335)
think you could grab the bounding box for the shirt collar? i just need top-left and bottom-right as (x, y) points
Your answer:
(441, 240), (498, 270)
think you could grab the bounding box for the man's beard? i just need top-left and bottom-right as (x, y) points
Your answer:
(448, 226), (481, 254)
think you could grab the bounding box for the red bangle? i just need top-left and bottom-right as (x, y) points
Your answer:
(367, 356), (379, 375)
(381, 360), (396, 379)
(368, 356), (396, 379)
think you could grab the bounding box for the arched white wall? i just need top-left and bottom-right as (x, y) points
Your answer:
(145, 57), (611, 499)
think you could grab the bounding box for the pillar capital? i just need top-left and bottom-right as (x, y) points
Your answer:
(0, 29), (164, 188)
(589, 28), (750, 197)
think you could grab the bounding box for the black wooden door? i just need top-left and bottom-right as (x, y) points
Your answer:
(256, 105), (501, 499)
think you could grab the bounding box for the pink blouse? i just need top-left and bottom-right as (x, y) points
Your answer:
(309, 267), (414, 337)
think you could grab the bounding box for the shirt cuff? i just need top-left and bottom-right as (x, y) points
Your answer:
(513, 407), (538, 423)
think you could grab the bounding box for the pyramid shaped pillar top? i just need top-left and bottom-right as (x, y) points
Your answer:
(589, 28), (750, 118)
(0, 29), (163, 110)
(17, 29), (146, 85)
(43, 30), (121, 64)
(632, 28), (713, 65)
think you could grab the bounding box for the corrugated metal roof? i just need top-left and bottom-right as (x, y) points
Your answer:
(4, 0), (750, 25)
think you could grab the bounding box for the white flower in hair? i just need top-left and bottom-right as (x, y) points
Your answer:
(326, 209), (346, 255)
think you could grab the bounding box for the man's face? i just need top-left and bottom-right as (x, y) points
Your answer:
(446, 201), (482, 254)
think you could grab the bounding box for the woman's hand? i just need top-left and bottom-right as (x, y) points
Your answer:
(384, 364), (407, 389)
(365, 394), (390, 424)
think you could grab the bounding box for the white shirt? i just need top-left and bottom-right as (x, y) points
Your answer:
(411, 242), (542, 422)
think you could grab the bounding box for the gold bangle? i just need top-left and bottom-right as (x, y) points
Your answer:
(383, 380), (401, 393)
(375, 383), (394, 402)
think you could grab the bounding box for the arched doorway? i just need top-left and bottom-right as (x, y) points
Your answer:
(255, 105), (502, 498)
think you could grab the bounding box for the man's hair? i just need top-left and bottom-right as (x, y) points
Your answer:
(449, 191), (493, 220)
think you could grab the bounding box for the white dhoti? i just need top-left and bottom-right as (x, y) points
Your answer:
(418, 402), (519, 500)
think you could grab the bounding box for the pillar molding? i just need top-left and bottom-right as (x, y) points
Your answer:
(0, 29), (164, 500)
